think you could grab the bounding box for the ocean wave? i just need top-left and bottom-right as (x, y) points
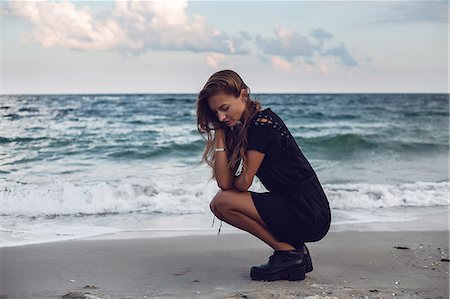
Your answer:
(297, 133), (448, 155)
(1, 180), (447, 217)
(326, 181), (449, 209)
(299, 133), (378, 152)
(0, 136), (48, 144)
(0, 180), (212, 217)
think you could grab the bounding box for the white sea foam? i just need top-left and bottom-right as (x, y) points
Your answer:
(326, 181), (449, 209)
(1, 179), (448, 217)
(0, 221), (122, 248)
(0, 180), (211, 216)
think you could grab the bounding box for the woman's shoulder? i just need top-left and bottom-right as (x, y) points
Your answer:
(250, 107), (280, 125)
(251, 107), (270, 119)
(249, 107), (291, 138)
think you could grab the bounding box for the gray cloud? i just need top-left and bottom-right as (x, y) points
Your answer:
(310, 28), (334, 40)
(256, 27), (358, 66)
(255, 28), (315, 61)
(371, 1), (447, 24)
(3, 0), (360, 67)
(309, 28), (334, 55)
(239, 30), (252, 40)
(321, 44), (358, 66)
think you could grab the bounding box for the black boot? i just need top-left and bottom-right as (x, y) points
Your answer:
(303, 243), (313, 273)
(250, 249), (306, 281)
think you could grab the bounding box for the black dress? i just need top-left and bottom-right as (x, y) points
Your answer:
(247, 107), (331, 248)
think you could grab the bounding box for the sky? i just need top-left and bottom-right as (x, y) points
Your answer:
(0, 0), (448, 94)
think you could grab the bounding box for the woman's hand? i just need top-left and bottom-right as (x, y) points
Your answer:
(211, 121), (228, 130)
(214, 128), (226, 148)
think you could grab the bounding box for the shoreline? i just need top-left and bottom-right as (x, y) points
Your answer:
(82, 205), (449, 242)
(1, 205), (448, 249)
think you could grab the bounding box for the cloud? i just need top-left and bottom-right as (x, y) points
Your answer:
(3, 0), (250, 55)
(372, 1), (447, 24)
(205, 53), (227, 69)
(256, 26), (358, 67)
(309, 28), (334, 54)
(3, 0), (136, 50)
(321, 44), (358, 66)
(271, 56), (294, 73)
(255, 27), (315, 61)
(3, 0), (359, 69)
(239, 31), (252, 40)
(310, 28), (334, 40)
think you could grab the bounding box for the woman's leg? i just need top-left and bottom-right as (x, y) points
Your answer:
(210, 190), (295, 251)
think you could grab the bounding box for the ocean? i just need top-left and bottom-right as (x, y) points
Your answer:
(1, 93), (448, 247)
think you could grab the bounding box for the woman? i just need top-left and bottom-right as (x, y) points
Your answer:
(196, 69), (331, 281)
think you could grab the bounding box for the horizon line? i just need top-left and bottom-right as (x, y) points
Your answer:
(1, 91), (449, 96)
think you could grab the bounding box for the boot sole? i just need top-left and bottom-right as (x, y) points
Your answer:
(250, 264), (306, 281)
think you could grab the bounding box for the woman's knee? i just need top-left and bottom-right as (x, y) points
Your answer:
(210, 190), (232, 216)
(209, 198), (218, 215)
(210, 190), (224, 216)
(210, 190), (265, 226)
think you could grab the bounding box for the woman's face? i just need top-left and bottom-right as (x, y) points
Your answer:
(207, 90), (246, 127)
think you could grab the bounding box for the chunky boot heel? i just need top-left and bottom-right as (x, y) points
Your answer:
(303, 244), (313, 273)
(287, 265), (306, 281)
(305, 255), (313, 273)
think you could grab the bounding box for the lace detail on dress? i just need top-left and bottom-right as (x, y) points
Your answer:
(253, 113), (292, 161)
(253, 114), (291, 139)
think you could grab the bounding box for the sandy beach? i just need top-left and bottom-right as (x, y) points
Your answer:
(1, 212), (449, 299)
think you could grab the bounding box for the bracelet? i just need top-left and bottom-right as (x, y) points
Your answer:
(215, 148), (226, 152)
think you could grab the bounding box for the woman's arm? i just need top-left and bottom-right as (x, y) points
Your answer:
(233, 154), (249, 192)
(233, 150), (265, 192)
(214, 129), (234, 190)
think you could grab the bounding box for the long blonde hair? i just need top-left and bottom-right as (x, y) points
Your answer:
(196, 70), (262, 181)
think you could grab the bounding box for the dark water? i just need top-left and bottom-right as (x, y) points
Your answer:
(1, 93), (448, 168)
